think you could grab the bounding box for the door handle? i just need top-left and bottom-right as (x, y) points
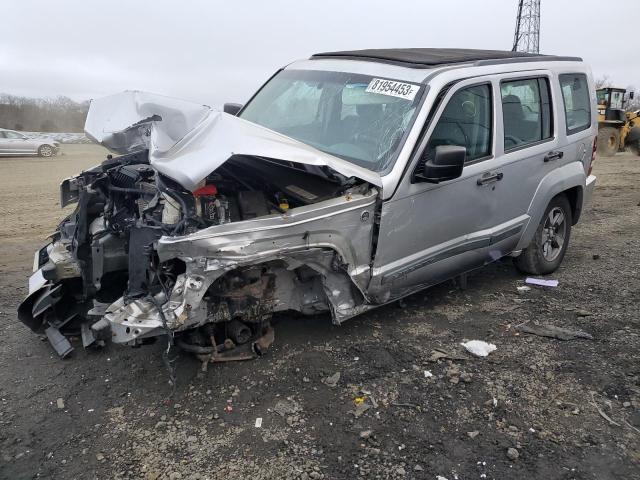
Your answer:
(477, 172), (503, 186)
(544, 151), (564, 162)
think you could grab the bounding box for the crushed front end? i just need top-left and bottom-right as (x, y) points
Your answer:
(18, 92), (380, 360)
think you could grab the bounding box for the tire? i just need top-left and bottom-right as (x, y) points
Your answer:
(514, 194), (572, 275)
(38, 144), (54, 157)
(629, 141), (640, 156)
(596, 127), (620, 157)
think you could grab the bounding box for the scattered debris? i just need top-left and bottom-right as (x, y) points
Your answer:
(274, 399), (300, 417)
(323, 372), (341, 387)
(590, 393), (621, 427)
(592, 254), (600, 260)
(575, 309), (593, 317)
(525, 277), (559, 287)
(56, 398), (65, 409)
(460, 372), (473, 383)
(446, 364), (460, 381)
(460, 340), (497, 357)
(254, 417), (262, 428)
(428, 348), (467, 362)
(359, 429), (373, 439)
(391, 402), (420, 410)
(506, 447), (519, 460)
(424, 370), (434, 378)
(352, 403), (371, 418)
(354, 396), (366, 406)
(467, 431), (480, 439)
(517, 285), (531, 293)
(517, 324), (593, 341)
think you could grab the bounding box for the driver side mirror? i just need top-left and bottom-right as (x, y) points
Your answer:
(630, 91), (635, 100)
(414, 145), (466, 183)
(223, 103), (243, 116)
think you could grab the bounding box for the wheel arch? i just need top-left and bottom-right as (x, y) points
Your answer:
(516, 162), (585, 250)
(564, 185), (584, 226)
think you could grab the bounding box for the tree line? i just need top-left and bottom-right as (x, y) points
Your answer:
(0, 93), (89, 132)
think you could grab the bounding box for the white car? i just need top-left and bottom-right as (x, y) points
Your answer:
(0, 129), (60, 157)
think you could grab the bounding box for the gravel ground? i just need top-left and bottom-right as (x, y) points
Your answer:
(0, 145), (639, 480)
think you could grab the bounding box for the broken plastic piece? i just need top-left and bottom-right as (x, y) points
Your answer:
(525, 277), (559, 287)
(45, 326), (73, 358)
(516, 324), (593, 341)
(81, 323), (96, 348)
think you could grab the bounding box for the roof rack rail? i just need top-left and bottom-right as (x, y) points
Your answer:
(474, 56), (583, 66)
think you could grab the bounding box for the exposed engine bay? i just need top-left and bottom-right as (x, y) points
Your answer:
(18, 91), (380, 361)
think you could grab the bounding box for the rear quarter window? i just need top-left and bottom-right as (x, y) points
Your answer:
(559, 74), (591, 135)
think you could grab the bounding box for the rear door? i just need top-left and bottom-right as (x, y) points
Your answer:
(482, 73), (560, 256)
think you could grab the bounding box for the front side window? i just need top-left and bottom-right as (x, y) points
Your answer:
(560, 74), (591, 134)
(596, 89), (609, 106)
(240, 70), (423, 173)
(425, 84), (492, 163)
(501, 77), (552, 150)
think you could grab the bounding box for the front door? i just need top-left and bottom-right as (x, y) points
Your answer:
(369, 79), (502, 301)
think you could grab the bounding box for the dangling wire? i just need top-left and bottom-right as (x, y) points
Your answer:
(147, 292), (177, 394)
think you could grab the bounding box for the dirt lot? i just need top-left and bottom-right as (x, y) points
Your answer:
(0, 144), (639, 480)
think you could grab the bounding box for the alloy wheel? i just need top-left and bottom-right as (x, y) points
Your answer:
(541, 206), (566, 261)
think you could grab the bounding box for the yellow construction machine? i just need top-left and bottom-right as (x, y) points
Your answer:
(596, 87), (640, 156)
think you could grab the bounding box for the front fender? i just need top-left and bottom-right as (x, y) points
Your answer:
(516, 161), (586, 250)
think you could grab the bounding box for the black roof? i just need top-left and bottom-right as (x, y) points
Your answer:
(310, 48), (581, 68)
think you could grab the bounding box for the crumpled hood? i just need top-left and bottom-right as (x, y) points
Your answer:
(85, 91), (381, 190)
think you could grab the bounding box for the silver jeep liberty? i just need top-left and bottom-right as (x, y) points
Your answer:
(18, 48), (598, 360)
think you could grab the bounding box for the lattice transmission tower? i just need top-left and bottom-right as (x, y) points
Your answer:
(512, 0), (541, 54)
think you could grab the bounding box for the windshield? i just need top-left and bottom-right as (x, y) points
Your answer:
(240, 69), (423, 173)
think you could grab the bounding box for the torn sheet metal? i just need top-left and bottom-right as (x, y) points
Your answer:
(85, 91), (382, 191)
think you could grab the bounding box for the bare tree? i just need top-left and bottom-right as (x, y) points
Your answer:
(594, 75), (611, 89)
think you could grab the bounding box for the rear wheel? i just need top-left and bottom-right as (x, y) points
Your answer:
(514, 194), (572, 275)
(629, 140), (640, 156)
(38, 144), (54, 157)
(597, 127), (620, 157)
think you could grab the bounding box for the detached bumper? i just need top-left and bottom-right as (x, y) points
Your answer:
(584, 174), (597, 208)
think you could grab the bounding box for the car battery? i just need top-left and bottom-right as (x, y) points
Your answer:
(193, 184), (230, 225)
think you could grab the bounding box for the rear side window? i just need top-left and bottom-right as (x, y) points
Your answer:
(501, 77), (552, 151)
(559, 74), (591, 135)
(426, 84), (492, 163)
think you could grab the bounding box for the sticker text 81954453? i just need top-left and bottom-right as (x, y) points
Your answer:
(365, 78), (420, 101)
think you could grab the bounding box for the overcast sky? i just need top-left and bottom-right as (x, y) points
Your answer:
(2, 0), (639, 107)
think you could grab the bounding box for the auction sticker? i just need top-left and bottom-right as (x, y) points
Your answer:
(366, 78), (420, 101)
